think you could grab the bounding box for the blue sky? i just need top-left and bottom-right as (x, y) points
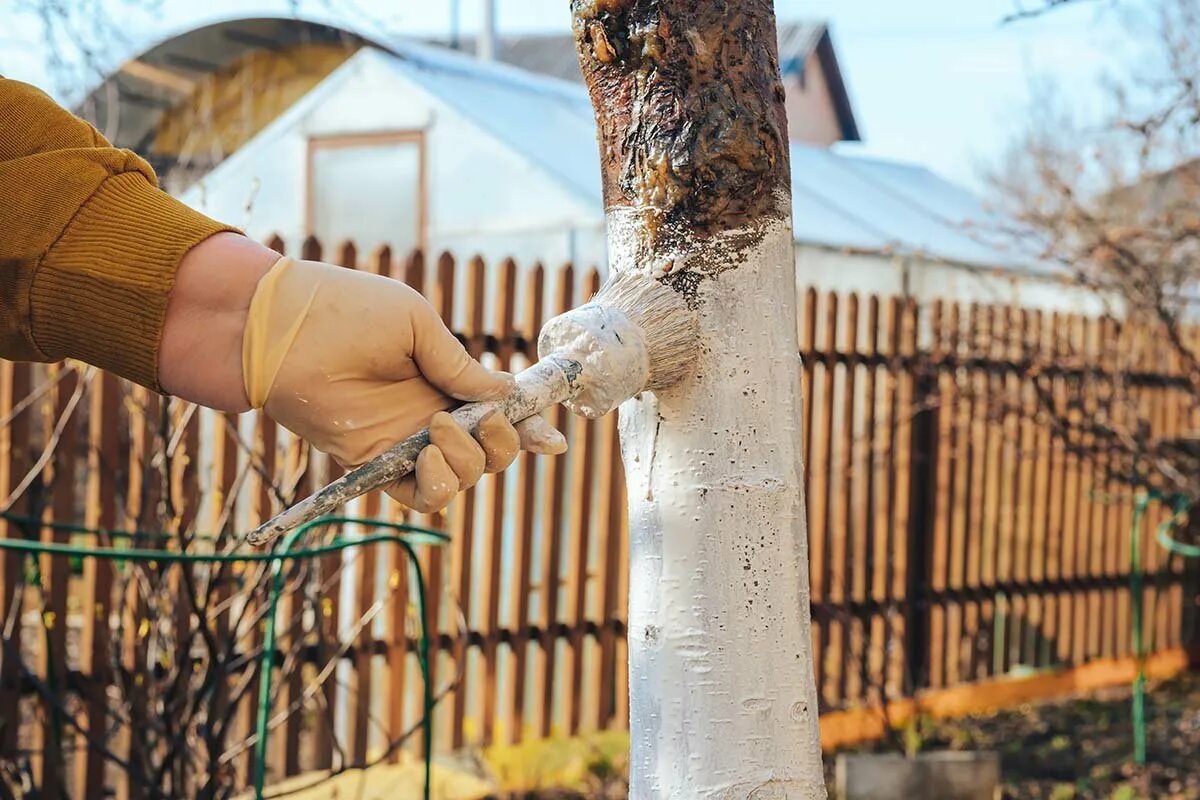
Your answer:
(0, 0), (1134, 189)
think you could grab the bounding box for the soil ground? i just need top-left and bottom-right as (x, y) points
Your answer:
(824, 671), (1200, 800)
(491, 671), (1200, 799)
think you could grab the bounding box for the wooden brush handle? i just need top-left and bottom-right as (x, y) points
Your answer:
(246, 354), (584, 546)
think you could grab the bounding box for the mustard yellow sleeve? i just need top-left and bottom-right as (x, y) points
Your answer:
(0, 77), (237, 389)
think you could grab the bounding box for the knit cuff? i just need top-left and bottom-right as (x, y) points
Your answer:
(30, 172), (237, 390)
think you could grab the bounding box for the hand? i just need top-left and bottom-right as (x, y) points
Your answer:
(161, 236), (565, 513)
(243, 257), (567, 512)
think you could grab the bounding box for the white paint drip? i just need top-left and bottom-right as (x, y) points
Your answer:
(609, 203), (827, 799)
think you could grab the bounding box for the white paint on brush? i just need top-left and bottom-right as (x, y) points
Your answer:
(609, 206), (826, 799)
(539, 296), (650, 419)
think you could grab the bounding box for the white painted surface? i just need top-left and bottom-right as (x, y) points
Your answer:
(538, 302), (649, 419)
(180, 47), (607, 327)
(609, 211), (825, 799)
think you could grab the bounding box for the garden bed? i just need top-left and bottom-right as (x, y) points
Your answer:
(259, 671), (1200, 799)
(825, 671), (1200, 800)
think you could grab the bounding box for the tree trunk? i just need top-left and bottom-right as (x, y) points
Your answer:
(572, 2), (825, 798)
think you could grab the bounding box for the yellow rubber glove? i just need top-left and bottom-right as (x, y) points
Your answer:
(242, 257), (566, 512)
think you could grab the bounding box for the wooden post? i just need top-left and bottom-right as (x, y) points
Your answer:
(572, 2), (824, 794)
(508, 263), (545, 744)
(535, 264), (573, 738)
(480, 256), (517, 745)
(39, 364), (78, 796)
(77, 370), (117, 800)
(905, 306), (937, 695)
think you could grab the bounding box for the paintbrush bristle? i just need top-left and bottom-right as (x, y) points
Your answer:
(592, 272), (697, 390)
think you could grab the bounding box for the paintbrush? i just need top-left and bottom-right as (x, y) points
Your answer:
(246, 271), (696, 546)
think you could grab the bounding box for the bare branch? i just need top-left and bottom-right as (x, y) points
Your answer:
(1002, 0), (1103, 23)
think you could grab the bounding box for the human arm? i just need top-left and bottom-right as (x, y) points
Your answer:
(1, 78), (565, 512)
(0, 76), (235, 386)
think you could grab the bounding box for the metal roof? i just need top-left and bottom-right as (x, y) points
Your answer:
(790, 143), (1049, 272)
(340, 42), (1027, 271)
(431, 21), (860, 143)
(75, 17), (367, 157)
(432, 32), (584, 85)
(435, 21), (826, 84)
(76, 13), (1035, 271)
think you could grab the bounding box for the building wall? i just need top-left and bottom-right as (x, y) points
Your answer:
(785, 54), (844, 147)
(794, 245), (1110, 319)
(179, 48), (604, 328)
(174, 49), (1107, 332)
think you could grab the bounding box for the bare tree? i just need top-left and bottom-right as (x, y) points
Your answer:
(571, 1), (825, 796)
(11, 0), (167, 100)
(988, 0), (1200, 496)
(0, 372), (450, 799)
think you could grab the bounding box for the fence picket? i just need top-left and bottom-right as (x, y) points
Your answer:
(77, 370), (117, 800)
(927, 300), (951, 689)
(892, 300), (918, 695)
(346, 245), (389, 765)
(811, 292), (838, 705)
(1011, 308), (1035, 669)
(37, 363), (78, 795)
(536, 264), (574, 737)
(0, 237), (1194, 796)
(833, 294), (858, 702)
(418, 250), (457, 755)
(994, 306), (1020, 674)
(481, 257), (517, 745)
(860, 295), (886, 701)
(508, 262), (545, 744)
(123, 386), (158, 800)
(595, 412), (625, 729)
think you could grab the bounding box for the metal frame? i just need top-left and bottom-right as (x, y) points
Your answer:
(0, 514), (446, 800)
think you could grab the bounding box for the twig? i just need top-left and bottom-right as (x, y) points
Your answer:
(0, 367), (93, 513)
(1002, 0), (1100, 23)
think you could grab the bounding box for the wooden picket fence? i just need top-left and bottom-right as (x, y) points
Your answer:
(800, 291), (1199, 712)
(0, 238), (1196, 797)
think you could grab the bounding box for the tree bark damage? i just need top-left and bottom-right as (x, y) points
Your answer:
(573, 2), (825, 798)
(573, 0), (789, 241)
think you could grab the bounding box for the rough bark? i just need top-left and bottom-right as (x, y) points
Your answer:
(572, 2), (825, 797)
(572, 0), (790, 241)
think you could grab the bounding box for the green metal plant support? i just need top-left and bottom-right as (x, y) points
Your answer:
(1127, 490), (1198, 767)
(1129, 492), (1150, 767)
(0, 513), (448, 800)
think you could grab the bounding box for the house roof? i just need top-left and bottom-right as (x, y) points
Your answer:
(430, 31), (583, 85)
(790, 143), (1049, 272)
(431, 21), (860, 143)
(801, 27), (861, 143)
(75, 16), (368, 158)
(77, 13), (1035, 272)
(74, 15), (603, 205)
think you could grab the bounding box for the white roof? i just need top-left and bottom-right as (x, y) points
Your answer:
(368, 44), (1046, 272)
(789, 144), (1048, 272)
(375, 43), (1042, 272)
(81, 13), (1042, 273)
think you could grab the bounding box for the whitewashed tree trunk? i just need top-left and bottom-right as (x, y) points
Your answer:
(572, 1), (826, 798)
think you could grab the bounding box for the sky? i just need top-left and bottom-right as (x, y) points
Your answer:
(0, 0), (1140, 190)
